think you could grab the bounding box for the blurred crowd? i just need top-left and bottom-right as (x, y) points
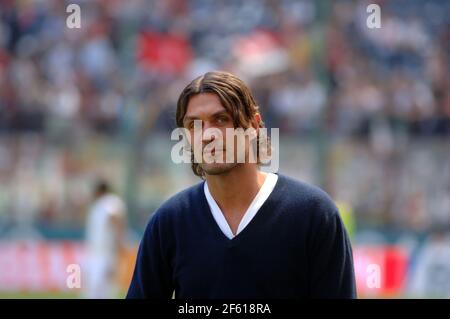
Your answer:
(0, 0), (449, 136)
(0, 0), (448, 235)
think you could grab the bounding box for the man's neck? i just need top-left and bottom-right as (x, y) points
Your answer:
(205, 164), (267, 217)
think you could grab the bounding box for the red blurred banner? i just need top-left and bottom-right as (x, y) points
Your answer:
(353, 245), (409, 297)
(137, 31), (193, 75)
(0, 241), (135, 293)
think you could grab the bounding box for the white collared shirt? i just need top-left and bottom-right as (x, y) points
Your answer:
(204, 173), (278, 239)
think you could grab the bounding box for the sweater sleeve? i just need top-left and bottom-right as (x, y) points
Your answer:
(308, 199), (357, 298)
(126, 211), (174, 299)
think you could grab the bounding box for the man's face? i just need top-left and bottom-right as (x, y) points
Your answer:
(183, 93), (241, 176)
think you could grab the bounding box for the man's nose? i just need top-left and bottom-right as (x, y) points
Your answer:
(201, 121), (216, 143)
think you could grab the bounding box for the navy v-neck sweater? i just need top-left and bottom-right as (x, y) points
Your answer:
(126, 174), (356, 299)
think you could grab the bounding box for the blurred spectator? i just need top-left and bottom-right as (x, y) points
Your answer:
(83, 179), (127, 298)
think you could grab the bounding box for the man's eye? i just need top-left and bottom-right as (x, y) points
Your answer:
(217, 117), (228, 124)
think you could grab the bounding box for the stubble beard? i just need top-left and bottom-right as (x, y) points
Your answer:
(199, 161), (239, 176)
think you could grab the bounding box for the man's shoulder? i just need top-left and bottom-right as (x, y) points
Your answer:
(149, 180), (204, 222)
(276, 174), (339, 220)
(165, 181), (204, 207)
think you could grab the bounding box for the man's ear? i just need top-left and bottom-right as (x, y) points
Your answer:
(253, 113), (262, 129)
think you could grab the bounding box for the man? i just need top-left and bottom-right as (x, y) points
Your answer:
(84, 180), (127, 298)
(127, 71), (356, 298)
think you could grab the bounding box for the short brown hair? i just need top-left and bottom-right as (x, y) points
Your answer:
(176, 71), (267, 178)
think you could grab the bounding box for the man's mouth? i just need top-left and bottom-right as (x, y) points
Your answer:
(204, 149), (223, 156)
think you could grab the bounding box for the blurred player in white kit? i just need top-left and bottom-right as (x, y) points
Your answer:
(83, 179), (127, 298)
